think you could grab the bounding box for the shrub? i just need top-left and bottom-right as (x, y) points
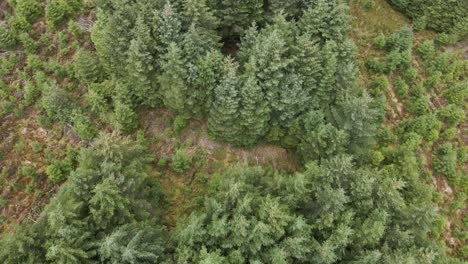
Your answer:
(71, 111), (97, 140)
(416, 40), (435, 60)
(372, 76), (390, 91)
(46, 159), (71, 184)
(403, 67), (418, 84)
(41, 87), (76, 123)
(433, 143), (457, 177)
(45, 0), (82, 27)
(23, 81), (40, 106)
(171, 149), (192, 175)
(9, 15), (32, 32)
(15, 0), (42, 23)
(0, 25), (17, 50)
(437, 104), (465, 127)
(412, 16), (426, 31)
(68, 20), (83, 38)
(173, 115), (188, 136)
(372, 34), (386, 50)
(30, 141), (43, 153)
(394, 77), (408, 98)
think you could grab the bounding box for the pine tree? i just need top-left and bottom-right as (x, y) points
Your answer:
(112, 101), (139, 134)
(73, 49), (104, 85)
(317, 41), (338, 108)
(158, 2), (183, 54)
(208, 57), (240, 142)
(209, 0), (264, 37)
(100, 223), (166, 264)
(238, 59), (270, 146)
(247, 28), (290, 119)
(187, 50), (224, 118)
(183, 0), (219, 43)
(299, 0), (351, 43)
(292, 34), (321, 100)
(158, 43), (188, 113)
(126, 15), (158, 106)
(91, 6), (135, 77)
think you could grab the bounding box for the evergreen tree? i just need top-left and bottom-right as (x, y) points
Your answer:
(92, 6), (135, 77)
(317, 41), (338, 108)
(73, 49), (104, 85)
(187, 50), (224, 118)
(158, 42), (188, 113)
(100, 223), (166, 264)
(157, 2), (183, 54)
(208, 0), (264, 36)
(207, 57), (240, 142)
(126, 15), (159, 106)
(238, 59), (270, 146)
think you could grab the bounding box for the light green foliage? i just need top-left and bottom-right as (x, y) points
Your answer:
(386, 0), (468, 39)
(433, 143), (457, 178)
(14, 0), (42, 23)
(71, 111), (97, 140)
(99, 223), (166, 264)
(45, 0), (82, 27)
(175, 166), (311, 263)
(46, 159), (71, 184)
(0, 25), (17, 50)
(171, 148), (192, 174)
(237, 59), (270, 146)
(23, 81), (40, 106)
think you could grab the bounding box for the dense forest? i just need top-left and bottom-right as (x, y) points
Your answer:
(0, 0), (466, 263)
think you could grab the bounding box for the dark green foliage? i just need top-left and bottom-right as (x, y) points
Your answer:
(386, 0), (468, 39)
(176, 155), (447, 263)
(209, 0), (264, 37)
(73, 49), (104, 85)
(40, 86), (76, 123)
(71, 111), (97, 140)
(0, 134), (166, 262)
(208, 57), (240, 142)
(112, 102), (139, 134)
(433, 143), (457, 178)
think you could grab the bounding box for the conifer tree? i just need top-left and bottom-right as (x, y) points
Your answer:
(158, 43), (188, 113)
(209, 0), (264, 36)
(187, 50), (224, 118)
(126, 15), (158, 106)
(158, 2), (183, 54)
(317, 41), (338, 108)
(292, 34), (321, 101)
(207, 57), (240, 142)
(100, 223), (166, 264)
(92, 6), (135, 77)
(238, 59), (270, 146)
